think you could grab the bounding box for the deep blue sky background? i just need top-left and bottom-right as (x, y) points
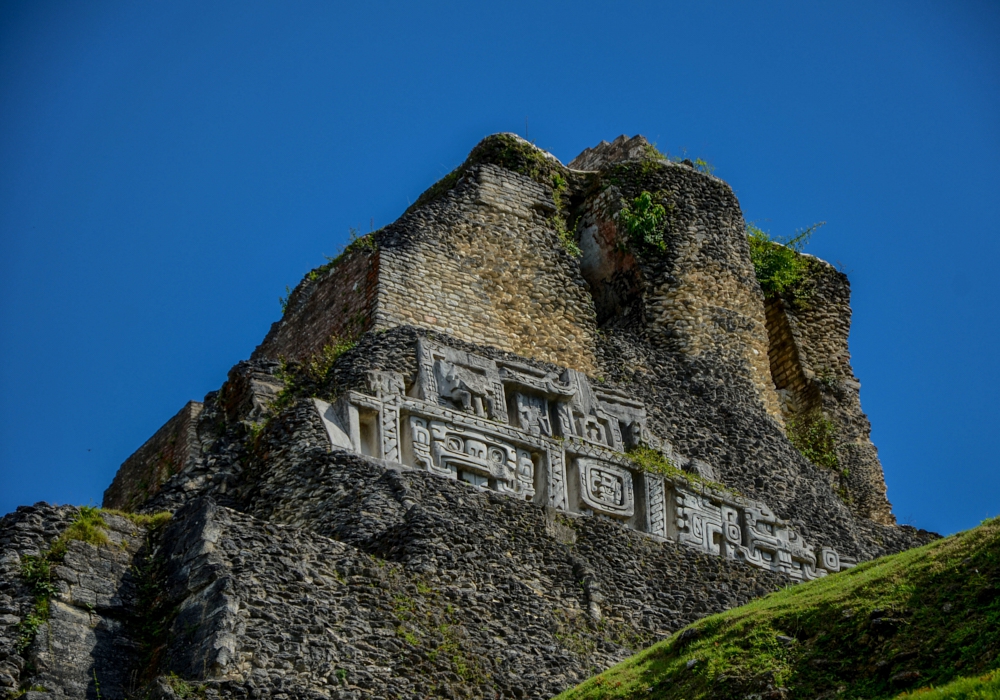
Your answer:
(2, 2), (998, 535)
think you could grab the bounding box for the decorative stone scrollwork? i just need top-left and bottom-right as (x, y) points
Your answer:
(674, 491), (727, 555)
(408, 416), (433, 472)
(546, 448), (568, 510)
(645, 474), (667, 538)
(418, 340), (507, 423)
(513, 393), (552, 437)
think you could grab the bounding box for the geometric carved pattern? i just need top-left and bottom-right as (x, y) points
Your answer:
(645, 474), (667, 538)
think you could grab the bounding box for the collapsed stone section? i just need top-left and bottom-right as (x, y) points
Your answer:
(574, 144), (783, 424)
(764, 258), (895, 524)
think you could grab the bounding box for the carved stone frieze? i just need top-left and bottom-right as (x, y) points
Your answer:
(418, 339), (508, 422)
(645, 474), (667, 538)
(316, 341), (844, 583)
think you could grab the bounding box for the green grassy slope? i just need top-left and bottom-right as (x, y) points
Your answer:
(557, 517), (1000, 700)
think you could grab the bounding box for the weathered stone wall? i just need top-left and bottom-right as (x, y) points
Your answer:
(153, 481), (786, 698)
(103, 401), (203, 511)
(765, 258), (895, 524)
(374, 161), (599, 373)
(575, 147), (783, 424)
(253, 245), (379, 363)
(0, 505), (153, 700)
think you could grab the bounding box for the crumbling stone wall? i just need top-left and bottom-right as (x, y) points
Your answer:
(765, 258), (895, 524)
(104, 402), (203, 512)
(148, 490), (786, 698)
(374, 161), (599, 373)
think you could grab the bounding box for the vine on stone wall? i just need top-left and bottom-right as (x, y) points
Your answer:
(786, 409), (839, 472)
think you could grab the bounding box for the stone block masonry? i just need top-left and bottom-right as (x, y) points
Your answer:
(253, 244), (379, 364)
(374, 162), (599, 374)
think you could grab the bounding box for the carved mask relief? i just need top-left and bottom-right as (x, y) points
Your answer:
(577, 459), (634, 518)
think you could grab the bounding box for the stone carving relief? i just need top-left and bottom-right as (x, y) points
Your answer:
(419, 341), (507, 422)
(315, 339), (845, 583)
(577, 459), (634, 518)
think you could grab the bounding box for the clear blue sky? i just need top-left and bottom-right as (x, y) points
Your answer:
(2, 2), (997, 535)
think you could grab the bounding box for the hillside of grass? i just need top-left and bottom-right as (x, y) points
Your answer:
(557, 516), (1000, 700)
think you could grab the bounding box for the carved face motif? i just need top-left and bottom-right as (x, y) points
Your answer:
(589, 468), (623, 506)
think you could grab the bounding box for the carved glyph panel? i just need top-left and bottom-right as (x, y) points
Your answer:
(417, 339), (507, 423)
(577, 459), (634, 518)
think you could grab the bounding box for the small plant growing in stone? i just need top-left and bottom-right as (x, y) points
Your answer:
(786, 409), (839, 471)
(747, 221), (825, 299)
(692, 157), (715, 175)
(617, 191), (666, 253)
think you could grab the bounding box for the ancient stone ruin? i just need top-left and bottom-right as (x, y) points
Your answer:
(1, 133), (935, 699)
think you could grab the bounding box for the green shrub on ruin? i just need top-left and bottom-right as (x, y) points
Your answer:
(786, 409), (839, 472)
(747, 221), (825, 299)
(14, 507), (170, 658)
(625, 445), (728, 493)
(467, 132), (560, 186)
(618, 191), (667, 253)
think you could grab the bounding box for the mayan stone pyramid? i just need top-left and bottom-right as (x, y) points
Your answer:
(0, 134), (935, 699)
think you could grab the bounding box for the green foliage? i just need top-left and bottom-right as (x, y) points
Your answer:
(692, 157), (715, 175)
(266, 334), (358, 422)
(49, 506), (110, 559)
(643, 142), (667, 160)
(278, 285), (292, 314)
(13, 506), (171, 660)
(467, 132), (558, 186)
(557, 517), (1000, 700)
(786, 410), (839, 471)
(305, 335), (357, 384)
(747, 221), (825, 299)
(625, 445), (680, 477)
(553, 215), (582, 257)
(896, 669), (1000, 699)
(625, 446), (728, 493)
(617, 191), (667, 253)
(164, 673), (206, 699)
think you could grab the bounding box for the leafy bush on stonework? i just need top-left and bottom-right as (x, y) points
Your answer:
(786, 409), (839, 471)
(618, 191), (666, 253)
(747, 221), (825, 299)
